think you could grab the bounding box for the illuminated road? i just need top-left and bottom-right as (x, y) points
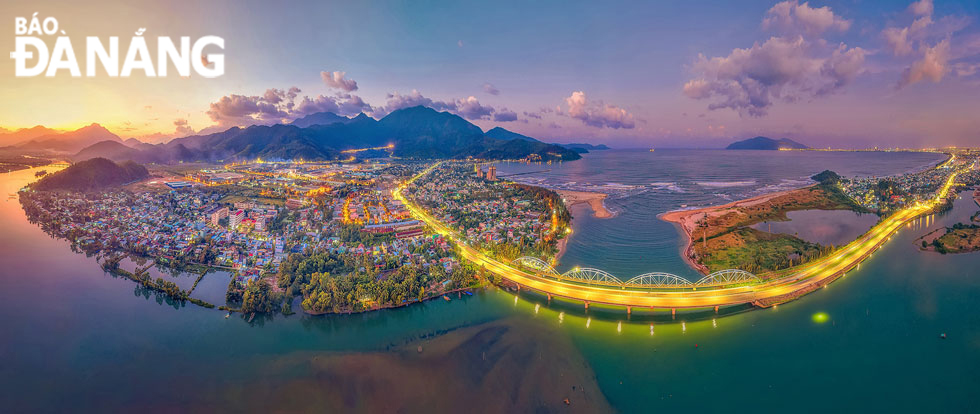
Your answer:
(393, 162), (964, 311)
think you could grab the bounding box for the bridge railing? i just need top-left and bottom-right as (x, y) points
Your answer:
(511, 257), (762, 291)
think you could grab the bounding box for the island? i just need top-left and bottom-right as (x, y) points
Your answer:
(726, 136), (809, 150)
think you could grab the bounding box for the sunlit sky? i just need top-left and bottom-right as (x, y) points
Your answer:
(2, 0), (979, 148)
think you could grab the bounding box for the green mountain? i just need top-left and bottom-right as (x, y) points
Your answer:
(79, 106), (580, 163)
(290, 112), (353, 128)
(485, 126), (541, 143)
(726, 136), (809, 150)
(32, 157), (148, 191)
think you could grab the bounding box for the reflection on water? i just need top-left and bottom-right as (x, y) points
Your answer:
(751, 209), (881, 246)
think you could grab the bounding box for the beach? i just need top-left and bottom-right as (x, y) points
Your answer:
(556, 189), (614, 218)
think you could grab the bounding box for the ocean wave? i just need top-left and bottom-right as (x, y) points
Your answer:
(752, 178), (813, 194)
(696, 180), (757, 188)
(650, 182), (686, 193)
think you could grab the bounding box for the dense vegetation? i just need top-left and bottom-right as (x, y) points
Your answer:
(929, 223), (980, 254)
(274, 249), (481, 313)
(31, 157), (148, 191)
(701, 228), (834, 273)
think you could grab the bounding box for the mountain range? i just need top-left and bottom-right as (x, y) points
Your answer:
(726, 136), (809, 150)
(1, 124), (122, 153)
(51, 106), (581, 164)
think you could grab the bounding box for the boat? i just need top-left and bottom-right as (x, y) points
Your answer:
(463, 291), (473, 296)
(442, 295), (451, 301)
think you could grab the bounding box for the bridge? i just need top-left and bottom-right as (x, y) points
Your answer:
(511, 256), (760, 288)
(393, 162), (963, 313)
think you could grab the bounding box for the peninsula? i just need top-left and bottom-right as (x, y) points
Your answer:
(555, 189), (614, 218)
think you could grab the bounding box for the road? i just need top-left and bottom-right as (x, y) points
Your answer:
(393, 162), (962, 310)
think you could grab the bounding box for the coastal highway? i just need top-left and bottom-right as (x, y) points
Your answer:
(393, 162), (963, 311)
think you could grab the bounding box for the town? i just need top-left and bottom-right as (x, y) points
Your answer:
(403, 161), (571, 263)
(840, 149), (980, 212)
(19, 159), (491, 315)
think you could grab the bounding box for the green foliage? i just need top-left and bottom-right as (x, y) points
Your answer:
(240, 279), (280, 314)
(31, 158), (148, 191)
(703, 228), (830, 273)
(811, 170), (841, 185)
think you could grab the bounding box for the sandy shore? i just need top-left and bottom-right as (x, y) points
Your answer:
(194, 318), (613, 412)
(659, 187), (806, 274)
(556, 189), (614, 218)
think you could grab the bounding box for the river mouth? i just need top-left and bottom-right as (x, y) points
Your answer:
(750, 209), (881, 246)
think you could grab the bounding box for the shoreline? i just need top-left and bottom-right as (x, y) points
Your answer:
(550, 188), (612, 265)
(555, 189), (614, 219)
(659, 186), (811, 274)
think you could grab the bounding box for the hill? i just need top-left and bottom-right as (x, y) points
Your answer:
(562, 143), (610, 151)
(290, 112), (354, 128)
(20, 124), (122, 153)
(726, 136), (808, 150)
(485, 127), (541, 143)
(31, 158), (148, 191)
(0, 126), (62, 146)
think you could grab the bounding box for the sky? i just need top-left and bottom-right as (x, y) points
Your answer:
(1, 0), (979, 148)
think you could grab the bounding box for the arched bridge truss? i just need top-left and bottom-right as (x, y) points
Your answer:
(511, 257), (761, 289)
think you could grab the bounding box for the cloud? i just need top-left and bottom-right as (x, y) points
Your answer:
(523, 111), (542, 119)
(376, 90), (502, 121)
(454, 96), (494, 120)
(563, 91), (636, 129)
(909, 0), (933, 17)
(763, 1), (851, 36)
(320, 71), (358, 92)
(882, 12), (933, 56)
(483, 82), (500, 95)
(884, 1), (970, 89)
(376, 89), (455, 117)
(898, 38), (950, 88)
(457, 40), (464, 48)
(820, 44), (868, 94)
(953, 62), (980, 77)
(174, 118), (194, 136)
(207, 87), (372, 126)
(206, 93), (285, 125)
(493, 108), (518, 122)
(684, 36), (866, 116)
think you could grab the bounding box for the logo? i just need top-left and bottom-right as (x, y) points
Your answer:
(10, 13), (225, 78)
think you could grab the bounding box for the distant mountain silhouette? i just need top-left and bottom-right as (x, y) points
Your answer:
(74, 106), (580, 163)
(32, 157), (148, 191)
(0, 126), (62, 146)
(290, 112), (354, 128)
(561, 143), (610, 151)
(19, 124), (122, 153)
(485, 127), (541, 143)
(726, 136), (809, 150)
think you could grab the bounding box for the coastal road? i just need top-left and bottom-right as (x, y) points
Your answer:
(394, 162), (962, 311)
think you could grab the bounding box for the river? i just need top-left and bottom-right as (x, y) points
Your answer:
(1, 150), (978, 412)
